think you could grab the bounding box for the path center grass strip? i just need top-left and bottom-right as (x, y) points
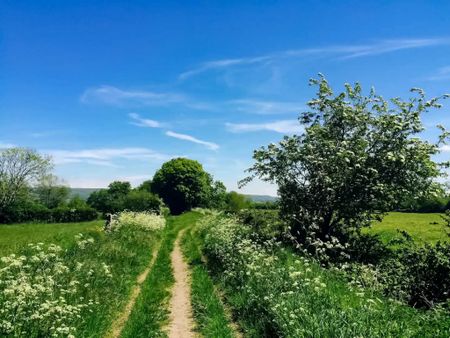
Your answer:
(119, 212), (201, 338)
(181, 223), (235, 338)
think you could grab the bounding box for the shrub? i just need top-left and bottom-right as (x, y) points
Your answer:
(200, 214), (450, 336)
(379, 240), (450, 308)
(238, 209), (287, 241)
(0, 200), (51, 223)
(50, 207), (98, 223)
(108, 211), (165, 232)
(123, 190), (162, 212)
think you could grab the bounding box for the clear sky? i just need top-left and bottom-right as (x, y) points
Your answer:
(1, 0), (450, 195)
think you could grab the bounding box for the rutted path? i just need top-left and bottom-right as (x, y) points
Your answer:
(106, 242), (161, 338)
(166, 230), (196, 338)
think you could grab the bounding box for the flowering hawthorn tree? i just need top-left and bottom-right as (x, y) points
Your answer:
(242, 75), (449, 252)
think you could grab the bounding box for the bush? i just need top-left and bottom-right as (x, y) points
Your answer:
(379, 240), (450, 308)
(200, 214), (450, 336)
(400, 196), (449, 213)
(0, 201), (51, 223)
(238, 209), (287, 241)
(50, 207), (98, 223)
(123, 190), (163, 213)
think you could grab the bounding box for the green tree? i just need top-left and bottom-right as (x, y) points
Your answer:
(225, 191), (249, 213)
(87, 181), (130, 213)
(242, 75), (449, 252)
(123, 190), (162, 212)
(34, 174), (69, 208)
(67, 195), (89, 209)
(137, 179), (153, 192)
(0, 147), (52, 211)
(152, 158), (216, 214)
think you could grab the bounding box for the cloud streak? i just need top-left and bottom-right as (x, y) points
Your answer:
(47, 147), (172, 166)
(427, 66), (450, 81)
(165, 131), (219, 150)
(226, 120), (303, 134)
(179, 38), (450, 80)
(129, 113), (164, 128)
(226, 99), (304, 115)
(81, 85), (185, 107)
(81, 85), (215, 111)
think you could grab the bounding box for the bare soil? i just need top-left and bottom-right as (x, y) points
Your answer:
(166, 231), (196, 338)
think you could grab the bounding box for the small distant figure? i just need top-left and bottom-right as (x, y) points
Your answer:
(104, 213), (113, 232)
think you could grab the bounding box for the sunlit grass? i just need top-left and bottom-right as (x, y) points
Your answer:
(368, 212), (449, 244)
(0, 220), (103, 256)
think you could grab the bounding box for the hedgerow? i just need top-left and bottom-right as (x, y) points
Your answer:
(200, 214), (450, 337)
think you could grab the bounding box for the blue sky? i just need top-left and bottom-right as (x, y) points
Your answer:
(1, 0), (450, 195)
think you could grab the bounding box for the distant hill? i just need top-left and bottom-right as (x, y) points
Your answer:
(244, 194), (278, 202)
(69, 188), (101, 200)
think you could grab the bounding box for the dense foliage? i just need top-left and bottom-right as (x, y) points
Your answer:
(199, 214), (450, 337)
(0, 148), (52, 211)
(243, 76), (449, 256)
(151, 158), (225, 214)
(87, 181), (163, 215)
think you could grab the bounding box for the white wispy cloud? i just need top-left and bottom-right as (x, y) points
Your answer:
(81, 85), (185, 107)
(165, 131), (219, 150)
(47, 147), (172, 166)
(226, 99), (304, 115)
(179, 38), (450, 80)
(226, 120), (303, 134)
(427, 66), (450, 81)
(81, 85), (215, 111)
(129, 113), (164, 128)
(179, 56), (271, 80)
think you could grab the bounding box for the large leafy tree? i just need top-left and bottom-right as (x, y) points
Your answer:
(34, 174), (70, 208)
(87, 181), (131, 213)
(152, 158), (221, 214)
(0, 147), (52, 211)
(242, 76), (449, 251)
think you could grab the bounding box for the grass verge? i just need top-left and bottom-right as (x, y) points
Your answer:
(181, 224), (235, 338)
(0, 220), (102, 256)
(120, 212), (201, 338)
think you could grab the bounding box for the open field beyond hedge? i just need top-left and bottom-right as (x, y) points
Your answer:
(1, 212), (448, 258)
(369, 212), (450, 244)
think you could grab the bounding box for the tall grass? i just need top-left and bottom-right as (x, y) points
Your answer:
(0, 214), (164, 337)
(200, 214), (450, 337)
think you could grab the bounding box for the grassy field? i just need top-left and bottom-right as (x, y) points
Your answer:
(369, 212), (449, 244)
(0, 220), (103, 256)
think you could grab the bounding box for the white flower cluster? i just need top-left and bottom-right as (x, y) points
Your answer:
(0, 239), (110, 337)
(201, 215), (386, 336)
(108, 211), (165, 232)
